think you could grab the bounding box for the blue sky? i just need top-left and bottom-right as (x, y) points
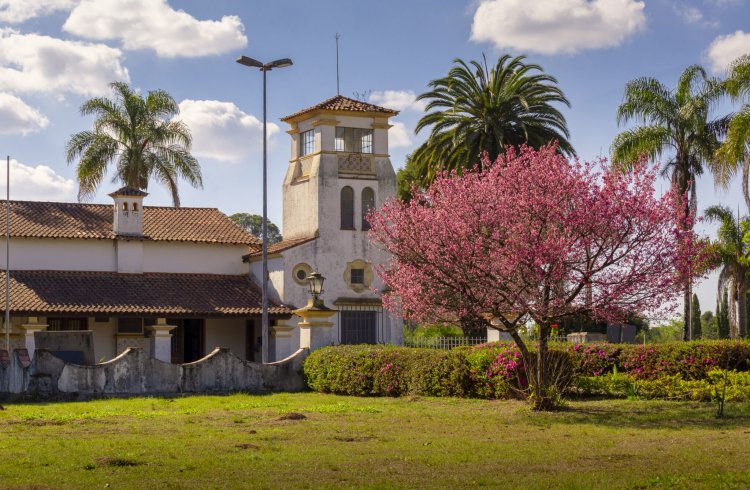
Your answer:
(1, 0), (750, 316)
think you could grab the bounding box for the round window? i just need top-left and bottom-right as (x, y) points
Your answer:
(292, 263), (313, 285)
(296, 269), (307, 281)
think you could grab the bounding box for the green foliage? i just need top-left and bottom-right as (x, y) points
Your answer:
(718, 290), (731, 338)
(303, 344), (573, 400)
(646, 319), (684, 343)
(403, 323), (464, 341)
(66, 81), (202, 207)
(692, 294), (702, 339)
(410, 54), (573, 187)
(572, 370), (750, 402)
(396, 154), (421, 202)
(702, 310), (719, 339)
(228, 213), (282, 244)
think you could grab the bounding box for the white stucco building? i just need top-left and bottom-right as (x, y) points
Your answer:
(0, 95), (403, 363)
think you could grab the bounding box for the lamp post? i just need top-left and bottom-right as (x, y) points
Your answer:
(236, 55), (293, 364)
(307, 271), (326, 308)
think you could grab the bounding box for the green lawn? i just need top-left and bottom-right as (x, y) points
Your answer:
(1, 394), (750, 489)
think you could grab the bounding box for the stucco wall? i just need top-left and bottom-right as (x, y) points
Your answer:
(143, 241), (248, 274)
(0, 238), (115, 271)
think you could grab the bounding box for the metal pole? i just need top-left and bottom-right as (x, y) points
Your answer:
(261, 68), (269, 364)
(5, 155), (9, 352)
(335, 33), (340, 95)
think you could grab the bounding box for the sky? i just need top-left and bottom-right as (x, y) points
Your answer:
(1, 0), (749, 318)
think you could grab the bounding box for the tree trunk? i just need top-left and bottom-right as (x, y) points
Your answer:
(743, 156), (750, 215)
(532, 322), (554, 410)
(729, 280), (739, 338)
(737, 278), (747, 338)
(683, 283), (692, 341)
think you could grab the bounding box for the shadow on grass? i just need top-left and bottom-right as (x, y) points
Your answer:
(540, 398), (750, 430)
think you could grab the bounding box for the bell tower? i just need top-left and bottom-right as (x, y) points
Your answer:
(280, 95), (399, 241)
(109, 186), (147, 236)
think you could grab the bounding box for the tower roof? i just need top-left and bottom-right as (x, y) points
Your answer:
(281, 95), (398, 123)
(109, 186), (148, 198)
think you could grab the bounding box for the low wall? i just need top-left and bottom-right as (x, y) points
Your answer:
(0, 347), (309, 399)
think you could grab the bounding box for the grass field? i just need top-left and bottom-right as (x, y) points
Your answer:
(1, 394), (750, 489)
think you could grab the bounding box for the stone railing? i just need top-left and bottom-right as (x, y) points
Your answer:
(337, 153), (374, 175)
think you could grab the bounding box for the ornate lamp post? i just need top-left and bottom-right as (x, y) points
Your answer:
(294, 271), (336, 350)
(307, 271), (326, 308)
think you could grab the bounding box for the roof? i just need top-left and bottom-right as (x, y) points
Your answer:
(109, 186), (148, 197)
(281, 95), (398, 122)
(2, 200), (260, 245)
(243, 235), (318, 261)
(0, 270), (291, 317)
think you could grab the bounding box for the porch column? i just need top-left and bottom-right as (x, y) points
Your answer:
(20, 317), (48, 356)
(294, 300), (337, 351)
(271, 321), (295, 361)
(148, 318), (177, 363)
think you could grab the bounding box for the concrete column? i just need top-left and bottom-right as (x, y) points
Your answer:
(271, 322), (295, 361)
(148, 318), (177, 363)
(20, 317), (48, 356)
(294, 300), (337, 351)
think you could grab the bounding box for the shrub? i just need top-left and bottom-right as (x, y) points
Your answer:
(303, 343), (573, 400)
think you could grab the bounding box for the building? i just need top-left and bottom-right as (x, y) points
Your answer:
(0, 95), (403, 363)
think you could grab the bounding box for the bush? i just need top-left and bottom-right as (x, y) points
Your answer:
(303, 343), (573, 399)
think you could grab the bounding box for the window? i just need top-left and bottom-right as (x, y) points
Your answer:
(341, 186), (355, 230)
(335, 127), (373, 154)
(300, 130), (315, 156)
(361, 187), (375, 231)
(350, 268), (365, 285)
(122, 202), (128, 211)
(47, 317), (88, 331)
(340, 310), (378, 344)
(296, 269), (307, 281)
(132, 203), (138, 212)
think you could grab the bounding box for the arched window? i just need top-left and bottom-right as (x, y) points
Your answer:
(361, 187), (375, 231)
(132, 202), (139, 212)
(122, 202), (128, 211)
(340, 186), (354, 230)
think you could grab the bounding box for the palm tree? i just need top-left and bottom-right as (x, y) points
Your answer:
(410, 54), (573, 186)
(611, 65), (727, 339)
(66, 82), (202, 207)
(714, 56), (750, 212)
(705, 205), (749, 338)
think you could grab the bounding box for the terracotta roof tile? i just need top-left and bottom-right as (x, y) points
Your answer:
(281, 95), (398, 122)
(1, 200), (260, 246)
(0, 270), (291, 317)
(243, 235), (317, 261)
(109, 186), (148, 197)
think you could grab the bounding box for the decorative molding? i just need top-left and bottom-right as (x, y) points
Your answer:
(292, 262), (313, 286)
(338, 153), (374, 175)
(343, 259), (374, 293)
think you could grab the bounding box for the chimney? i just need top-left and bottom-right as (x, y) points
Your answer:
(109, 186), (148, 236)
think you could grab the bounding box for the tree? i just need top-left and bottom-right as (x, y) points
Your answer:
(369, 145), (700, 410)
(701, 310), (719, 339)
(691, 293), (702, 339)
(229, 213), (282, 244)
(407, 54), (573, 188)
(66, 81), (202, 207)
(714, 56), (750, 212)
(705, 205), (748, 338)
(396, 154), (421, 202)
(611, 65), (727, 340)
(717, 290), (730, 338)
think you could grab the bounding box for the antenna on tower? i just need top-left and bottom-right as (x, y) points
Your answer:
(335, 33), (340, 95)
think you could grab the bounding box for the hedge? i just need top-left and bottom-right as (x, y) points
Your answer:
(303, 344), (569, 399)
(303, 340), (750, 400)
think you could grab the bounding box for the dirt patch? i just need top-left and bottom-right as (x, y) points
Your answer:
(234, 443), (260, 450)
(277, 412), (306, 421)
(96, 457), (143, 467)
(332, 435), (374, 443)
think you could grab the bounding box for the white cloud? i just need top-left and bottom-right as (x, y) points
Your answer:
(63, 0), (247, 58)
(0, 0), (76, 23)
(0, 29), (129, 97)
(674, 5), (719, 28)
(0, 159), (75, 201)
(389, 122), (413, 149)
(369, 90), (425, 112)
(0, 93), (48, 135)
(470, 0), (646, 55)
(706, 30), (750, 73)
(176, 100), (279, 163)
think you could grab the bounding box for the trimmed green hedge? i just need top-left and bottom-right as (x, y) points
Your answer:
(303, 344), (569, 399)
(303, 341), (750, 400)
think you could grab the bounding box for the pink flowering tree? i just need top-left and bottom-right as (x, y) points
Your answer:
(369, 144), (704, 410)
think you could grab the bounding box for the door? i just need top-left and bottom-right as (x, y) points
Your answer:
(169, 319), (205, 364)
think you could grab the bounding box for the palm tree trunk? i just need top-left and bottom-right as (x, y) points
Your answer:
(729, 279), (739, 338)
(743, 157), (750, 215)
(738, 276), (748, 338)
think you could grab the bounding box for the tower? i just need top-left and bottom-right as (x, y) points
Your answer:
(274, 95), (403, 350)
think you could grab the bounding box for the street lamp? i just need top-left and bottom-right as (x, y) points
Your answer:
(307, 271), (325, 307)
(236, 55), (293, 364)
